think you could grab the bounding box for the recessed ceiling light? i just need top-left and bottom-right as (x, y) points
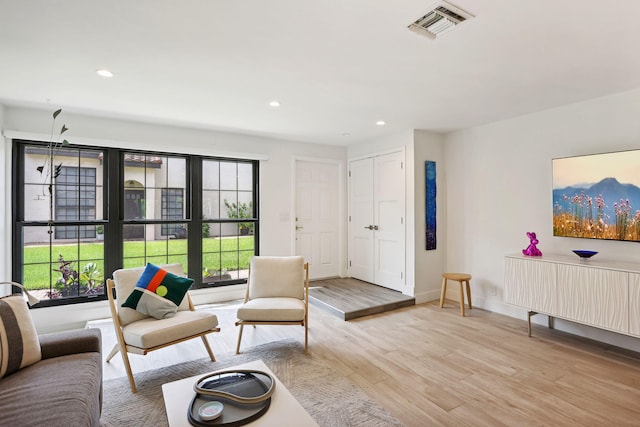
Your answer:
(376, 121), (386, 126)
(341, 132), (351, 137)
(269, 100), (281, 107)
(96, 69), (113, 78)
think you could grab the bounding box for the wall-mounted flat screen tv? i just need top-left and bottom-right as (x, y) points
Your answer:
(553, 150), (640, 242)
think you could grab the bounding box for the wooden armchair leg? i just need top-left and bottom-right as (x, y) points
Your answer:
(106, 343), (120, 362)
(236, 324), (245, 354)
(119, 348), (137, 393)
(201, 335), (216, 362)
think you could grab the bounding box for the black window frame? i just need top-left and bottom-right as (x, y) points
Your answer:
(12, 140), (259, 308)
(13, 141), (107, 307)
(199, 158), (259, 287)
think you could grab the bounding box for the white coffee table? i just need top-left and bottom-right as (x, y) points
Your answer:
(162, 359), (318, 427)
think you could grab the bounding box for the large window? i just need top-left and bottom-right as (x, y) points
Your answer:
(13, 141), (259, 307)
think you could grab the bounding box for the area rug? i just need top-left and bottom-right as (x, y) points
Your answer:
(101, 339), (403, 426)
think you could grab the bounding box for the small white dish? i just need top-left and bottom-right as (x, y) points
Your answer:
(199, 401), (224, 421)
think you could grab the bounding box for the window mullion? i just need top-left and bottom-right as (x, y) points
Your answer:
(188, 155), (202, 286)
(105, 148), (121, 276)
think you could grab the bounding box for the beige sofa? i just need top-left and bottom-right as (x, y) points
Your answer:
(0, 328), (103, 426)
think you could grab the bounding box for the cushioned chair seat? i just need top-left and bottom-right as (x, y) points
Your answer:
(122, 311), (219, 349)
(237, 297), (305, 322)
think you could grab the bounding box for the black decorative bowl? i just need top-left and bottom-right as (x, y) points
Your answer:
(573, 250), (598, 259)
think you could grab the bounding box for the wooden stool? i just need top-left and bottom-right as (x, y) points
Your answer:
(440, 273), (472, 317)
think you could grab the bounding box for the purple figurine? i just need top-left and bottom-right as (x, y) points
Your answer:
(522, 232), (542, 256)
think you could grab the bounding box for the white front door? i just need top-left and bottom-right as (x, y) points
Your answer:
(295, 160), (340, 279)
(348, 151), (405, 292)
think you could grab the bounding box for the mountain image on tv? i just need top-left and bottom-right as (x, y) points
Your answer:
(553, 177), (640, 241)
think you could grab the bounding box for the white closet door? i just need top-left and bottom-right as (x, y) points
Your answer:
(373, 152), (405, 292)
(348, 151), (405, 291)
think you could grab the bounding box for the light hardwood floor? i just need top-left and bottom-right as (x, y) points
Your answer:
(92, 299), (640, 426)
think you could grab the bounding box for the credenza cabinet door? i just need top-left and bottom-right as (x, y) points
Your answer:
(557, 264), (628, 333)
(630, 273), (640, 336)
(504, 257), (556, 314)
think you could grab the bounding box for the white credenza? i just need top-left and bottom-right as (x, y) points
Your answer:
(504, 253), (640, 337)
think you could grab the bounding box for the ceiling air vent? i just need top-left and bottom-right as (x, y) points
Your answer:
(408, 1), (474, 40)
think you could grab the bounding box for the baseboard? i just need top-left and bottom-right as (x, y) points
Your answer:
(414, 289), (441, 305)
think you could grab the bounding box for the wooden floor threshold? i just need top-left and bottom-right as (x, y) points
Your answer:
(308, 278), (415, 321)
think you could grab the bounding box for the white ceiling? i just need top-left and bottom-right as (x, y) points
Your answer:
(1, 0), (640, 146)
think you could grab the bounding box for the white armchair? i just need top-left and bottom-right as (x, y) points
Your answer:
(235, 256), (309, 354)
(106, 263), (220, 393)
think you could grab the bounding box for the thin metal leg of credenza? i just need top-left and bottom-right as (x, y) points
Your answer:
(528, 311), (537, 337)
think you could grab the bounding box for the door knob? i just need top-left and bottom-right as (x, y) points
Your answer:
(373, 225), (379, 230)
(364, 225), (374, 230)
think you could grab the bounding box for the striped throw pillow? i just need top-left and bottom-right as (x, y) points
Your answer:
(0, 295), (41, 378)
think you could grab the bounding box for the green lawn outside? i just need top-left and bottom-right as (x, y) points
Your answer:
(22, 236), (254, 291)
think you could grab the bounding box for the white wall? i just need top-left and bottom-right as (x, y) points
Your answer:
(444, 88), (640, 351)
(1, 105), (346, 332)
